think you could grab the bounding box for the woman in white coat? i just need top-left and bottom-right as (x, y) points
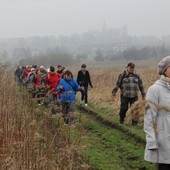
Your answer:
(144, 56), (170, 170)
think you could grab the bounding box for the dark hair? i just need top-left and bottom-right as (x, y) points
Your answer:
(81, 64), (86, 68)
(50, 66), (55, 72)
(126, 62), (135, 68)
(63, 70), (73, 78)
(32, 65), (37, 69)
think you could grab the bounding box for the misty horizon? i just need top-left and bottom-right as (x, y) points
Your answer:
(0, 0), (170, 39)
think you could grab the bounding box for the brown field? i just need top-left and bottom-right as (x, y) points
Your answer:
(71, 60), (158, 109)
(0, 60), (161, 169)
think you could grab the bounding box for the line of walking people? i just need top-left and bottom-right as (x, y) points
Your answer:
(14, 64), (93, 124)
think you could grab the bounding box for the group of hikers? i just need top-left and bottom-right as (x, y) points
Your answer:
(14, 64), (93, 124)
(14, 56), (170, 169)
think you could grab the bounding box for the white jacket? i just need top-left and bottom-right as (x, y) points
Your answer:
(144, 78), (170, 163)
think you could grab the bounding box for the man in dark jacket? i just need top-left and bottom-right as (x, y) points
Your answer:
(112, 62), (145, 124)
(77, 64), (93, 106)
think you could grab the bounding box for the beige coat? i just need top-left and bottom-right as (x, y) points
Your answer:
(144, 79), (170, 163)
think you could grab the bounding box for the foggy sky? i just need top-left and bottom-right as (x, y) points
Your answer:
(0, 0), (170, 38)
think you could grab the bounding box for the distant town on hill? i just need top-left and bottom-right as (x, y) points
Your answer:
(0, 26), (170, 66)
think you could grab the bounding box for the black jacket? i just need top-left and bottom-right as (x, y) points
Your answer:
(77, 70), (93, 87)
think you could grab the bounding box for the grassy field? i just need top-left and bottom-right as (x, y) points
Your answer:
(72, 63), (158, 169)
(0, 61), (160, 169)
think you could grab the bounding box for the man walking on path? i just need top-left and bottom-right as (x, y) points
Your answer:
(112, 62), (145, 124)
(77, 64), (93, 106)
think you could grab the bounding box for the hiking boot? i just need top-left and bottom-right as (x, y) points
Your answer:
(119, 118), (124, 124)
(132, 120), (138, 126)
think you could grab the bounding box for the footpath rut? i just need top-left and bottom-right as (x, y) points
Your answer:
(76, 105), (155, 170)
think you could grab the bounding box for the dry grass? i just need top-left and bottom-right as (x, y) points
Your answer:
(0, 65), (88, 170)
(71, 63), (159, 124)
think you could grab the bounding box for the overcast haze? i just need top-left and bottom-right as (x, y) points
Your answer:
(0, 0), (170, 38)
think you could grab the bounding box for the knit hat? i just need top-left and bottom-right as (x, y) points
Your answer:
(158, 56), (170, 75)
(40, 65), (44, 69)
(31, 68), (35, 71)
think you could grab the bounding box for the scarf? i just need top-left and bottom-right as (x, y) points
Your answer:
(161, 75), (170, 89)
(160, 75), (170, 83)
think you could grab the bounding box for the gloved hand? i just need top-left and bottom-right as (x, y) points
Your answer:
(142, 95), (145, 100)
(59, 85), (64, 90)
(112, 94), (117, 101)
(80, 86), (84, 91)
